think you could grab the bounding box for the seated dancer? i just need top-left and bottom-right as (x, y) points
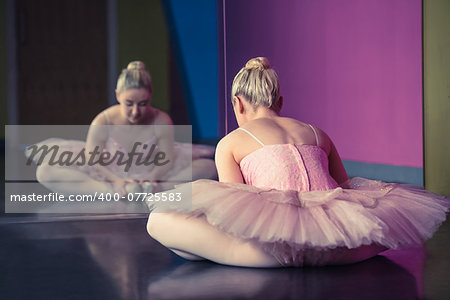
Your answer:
(27, 61), (217, 198)
(146, 57), (449, 267)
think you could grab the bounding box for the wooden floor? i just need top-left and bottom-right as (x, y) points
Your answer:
(0, 214), (449, 300)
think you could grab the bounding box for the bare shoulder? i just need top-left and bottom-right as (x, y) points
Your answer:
(215, 136), (229, 157)
(244, 117), (304, 132)
(153, 109), (173, 125)
(215, 130), (246, 183)
(215, 129), (245, 164)
(216, 129), (240, 152)
(217, 129), (247, 155)
(238, 118), (280, 139)
(271, 117), (332, 154)
(311, 125), (333, 155)
(91, 113), (107, 125)
(91, 106), (118, 125)
(278, 117), (332, 150)
(277, 117), (309, 130)
(217, 128), (260, 163)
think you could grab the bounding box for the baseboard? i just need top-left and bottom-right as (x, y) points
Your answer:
(343, 160), (423, 186)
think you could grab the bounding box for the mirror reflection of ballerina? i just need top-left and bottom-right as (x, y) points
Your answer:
(26, 61), (217, 207)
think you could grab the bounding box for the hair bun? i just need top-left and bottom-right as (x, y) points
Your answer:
(127, 61), (146, 71)
(245, 57), (270, 70)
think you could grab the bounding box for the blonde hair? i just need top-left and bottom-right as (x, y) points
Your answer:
(231, 57), (281, 112)
(116, 61), (153, 94)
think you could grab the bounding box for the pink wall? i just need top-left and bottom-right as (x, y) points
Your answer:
(224, 0), (422, 167)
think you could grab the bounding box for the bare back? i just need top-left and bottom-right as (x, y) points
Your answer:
(217, 117), (348, 186)
(232, 117), (331, 164)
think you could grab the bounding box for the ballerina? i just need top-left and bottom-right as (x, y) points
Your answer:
(146, 57), (449, 267)
(27, 61), (217, 200)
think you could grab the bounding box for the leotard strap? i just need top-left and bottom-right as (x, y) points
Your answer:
(308, 124), (319, 146)
(237, 128), (265, 146)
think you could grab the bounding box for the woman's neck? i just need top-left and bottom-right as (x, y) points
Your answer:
(247, 107), (279, 121)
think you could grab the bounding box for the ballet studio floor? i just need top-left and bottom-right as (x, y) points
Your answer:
(1, 214), (449, 300)
(1, 158), (449, 300)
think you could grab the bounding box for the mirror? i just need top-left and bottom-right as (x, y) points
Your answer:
(2, 0), (223, 221)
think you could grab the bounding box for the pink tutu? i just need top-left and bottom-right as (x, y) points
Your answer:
(149, 177), (448, 265)
(148, 134), (449, 266)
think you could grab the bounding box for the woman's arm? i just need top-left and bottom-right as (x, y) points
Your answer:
(328, 139), (349, 186)
(147, 112), (175, 182)
(215, 136), (244, 184)
(314, 126), (348, 186)
(86, 110), (131, 193)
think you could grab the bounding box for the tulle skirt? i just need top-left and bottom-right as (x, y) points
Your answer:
(148, 177), (449, 266)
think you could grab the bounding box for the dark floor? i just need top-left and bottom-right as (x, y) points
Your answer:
(0, 214), (449, 300)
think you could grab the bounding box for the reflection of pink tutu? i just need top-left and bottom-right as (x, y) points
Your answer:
(150, 177), (449, 265)
(26, 137), (215, 182)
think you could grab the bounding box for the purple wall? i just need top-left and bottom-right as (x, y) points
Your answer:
(224, 0), (422, 167)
